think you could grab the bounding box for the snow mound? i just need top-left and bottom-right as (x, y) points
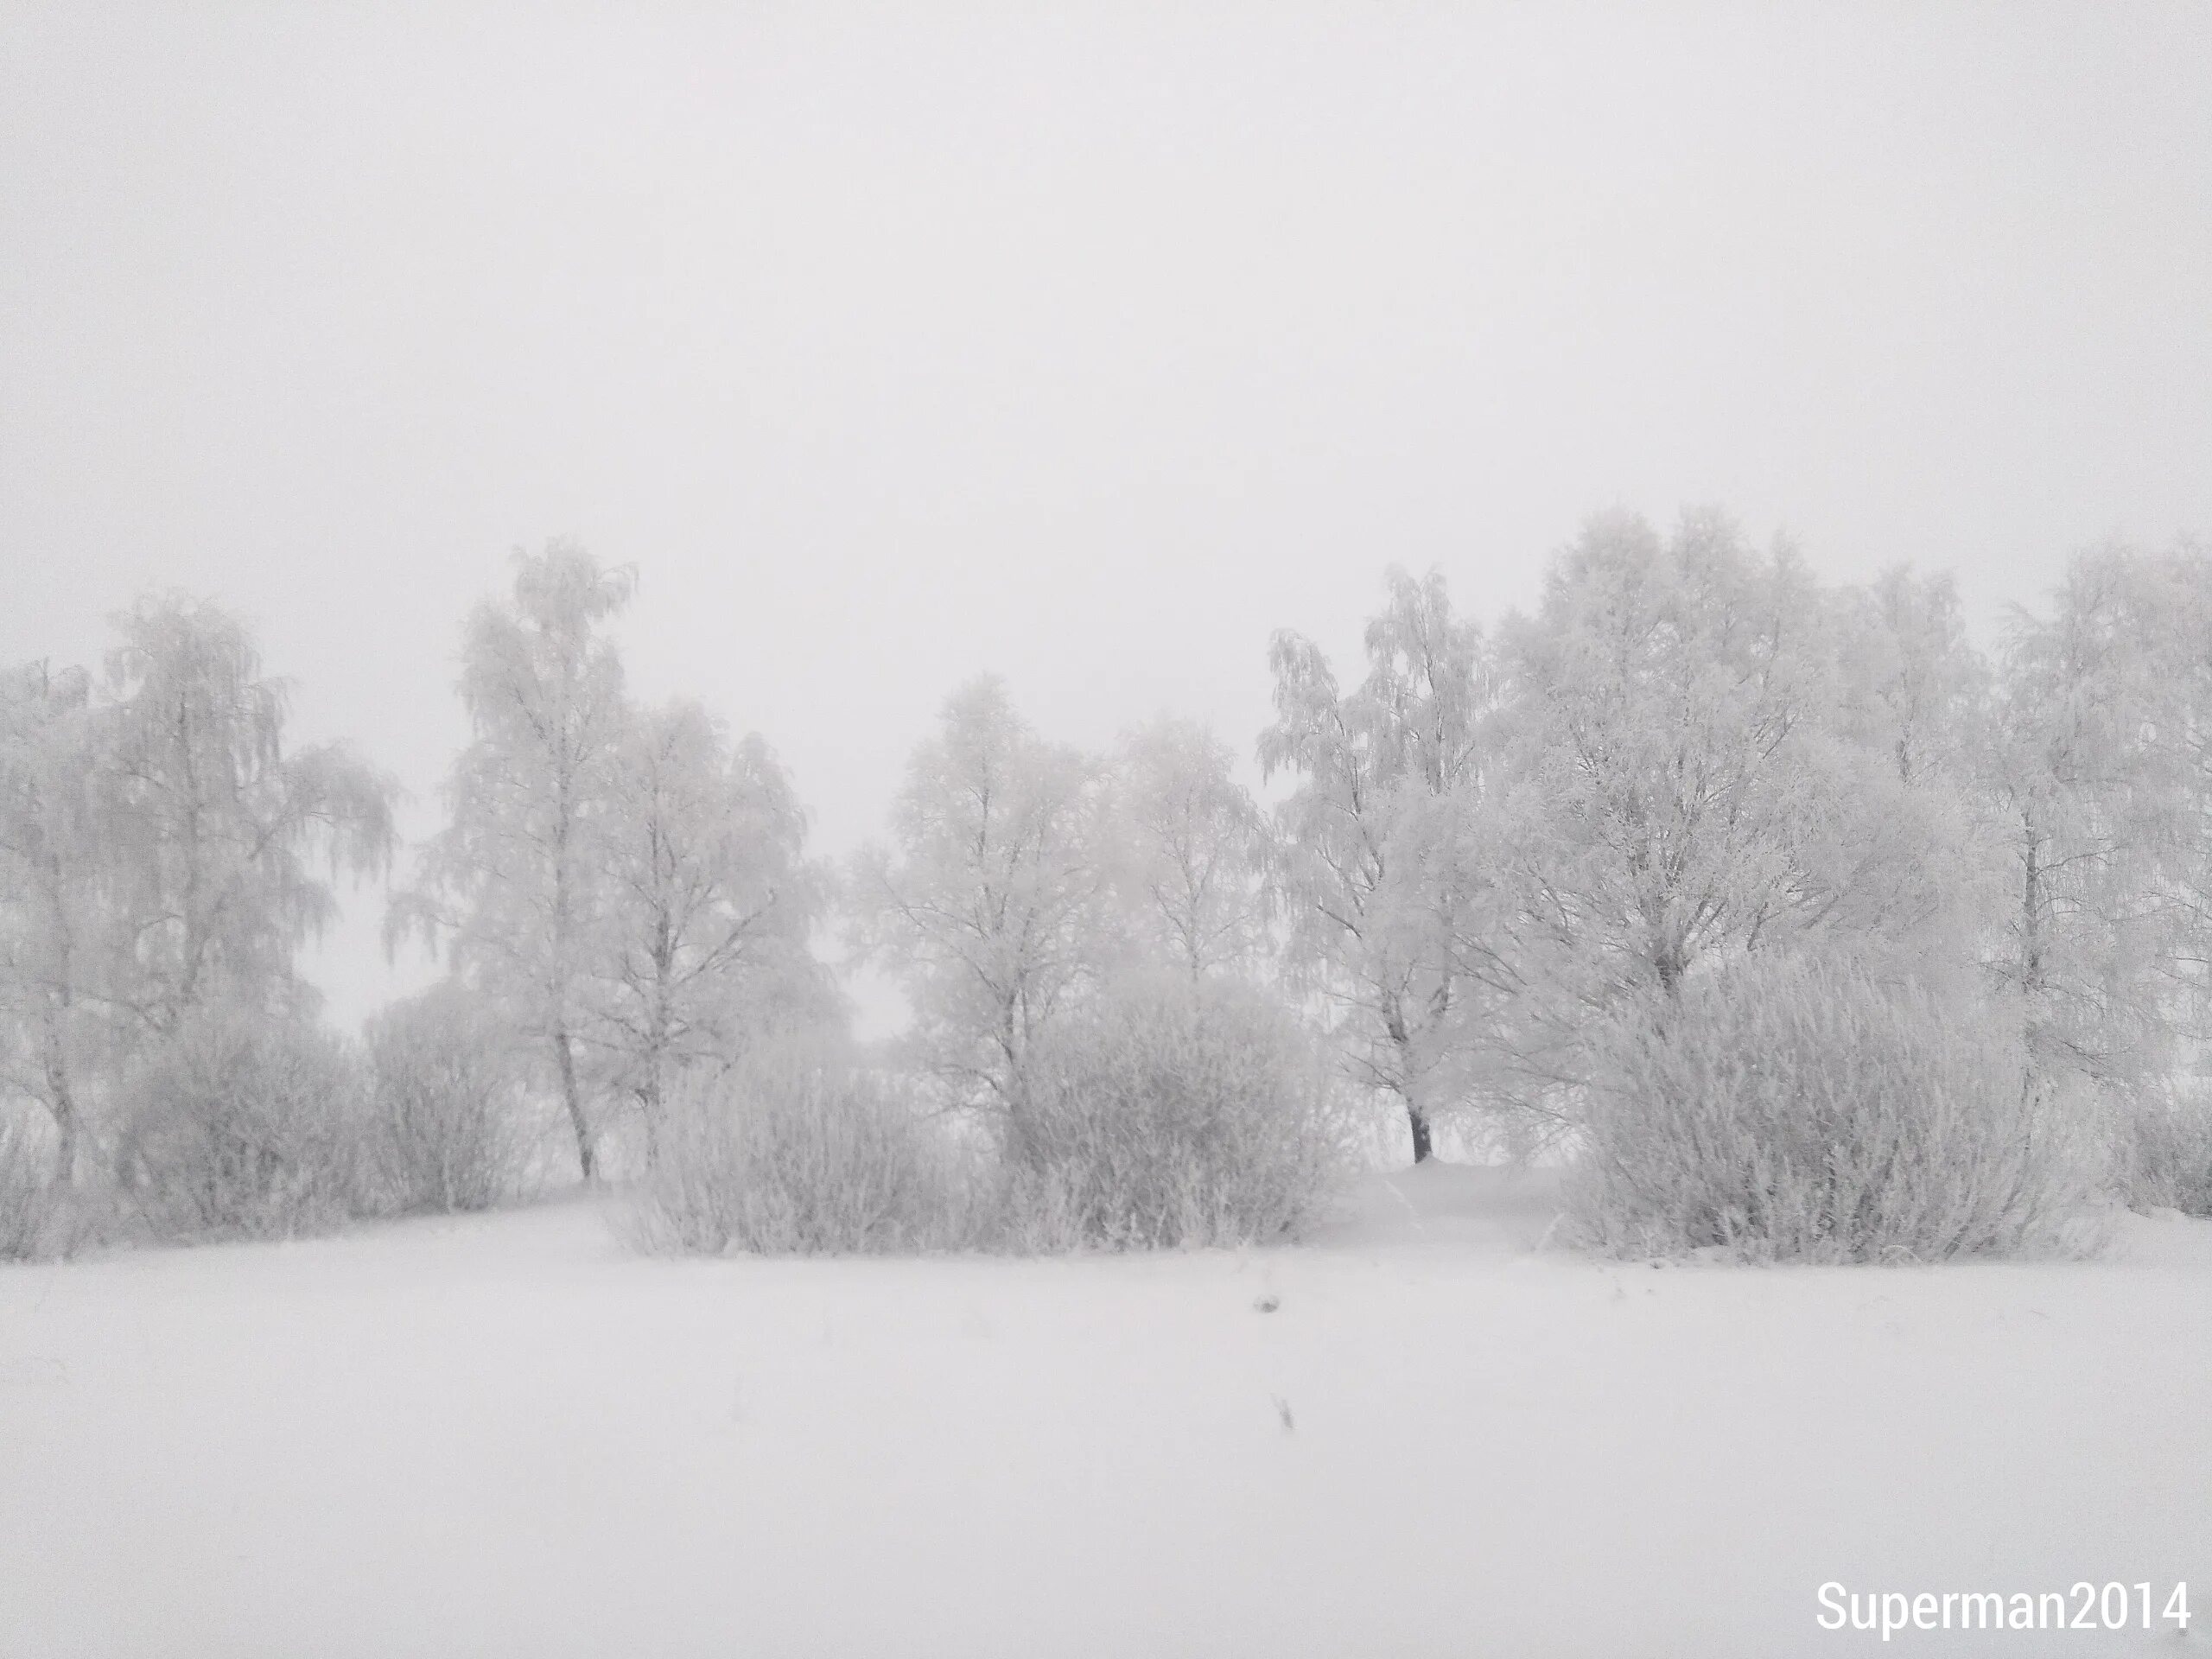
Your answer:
(2107, 1203), (2212, 1266)
(1313, 1160), (1567, 1255)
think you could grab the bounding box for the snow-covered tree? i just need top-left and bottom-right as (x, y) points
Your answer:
(1260, 567), (1512, 1162)
(1838, 566), (1992, 791)
(593, 699), (833, 1150)
(1986, 543), (2212, 1094)
(392, 543), (634, 1181)
(1501, 511), (1961, 1030)
(100, 596), (395, 1039)
(1827, 565), (2003, 995)
(849, 677), (1111, 1116)
(0, 661), (105, 1181)
(1106, 715), (1268, 981)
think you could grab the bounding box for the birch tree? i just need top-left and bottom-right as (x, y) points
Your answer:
(1107, 716), (1268, 981)
(0, 662), (104, 1181)
(1987, 543), (2212, 1094)
(1260, 567), (1511, 1162)
(1502, 510), (1961, 1033)
(101, 596), (396, 1038)
(1826, 564), (2000, 1000)
(392, 543), (634, 1181)
(594, 699), (832, 1150)
(849, 677), (1111, 1116)
(1838, 566), (1992, 791)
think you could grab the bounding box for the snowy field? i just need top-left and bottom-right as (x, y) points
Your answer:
(3, 1166), (2207, 1659)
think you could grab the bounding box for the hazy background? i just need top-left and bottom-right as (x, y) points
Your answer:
(4, 2), (2209, 1033)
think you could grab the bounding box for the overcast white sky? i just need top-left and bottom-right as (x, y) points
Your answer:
(4, 2), (2210, 1031)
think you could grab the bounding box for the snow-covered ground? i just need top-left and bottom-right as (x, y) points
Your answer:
(3, 1166), (2206, 1657)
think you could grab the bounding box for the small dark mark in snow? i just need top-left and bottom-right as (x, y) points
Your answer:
(1253, 1293), (1281, 1313)
(1272, 1394), (1295, 1432)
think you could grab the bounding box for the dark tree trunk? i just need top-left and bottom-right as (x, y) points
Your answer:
(2018, 817), (2050, 1089)
(40, 999), (79, 1187)
(1384, 1011), (1432, 1165)
(639, 1066), (664, 1171)
(555, 1026), (595, 1183)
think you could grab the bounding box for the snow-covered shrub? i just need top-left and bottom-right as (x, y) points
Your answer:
(2122, 1089), (2212, 1217)
(364, 985), (527, 1214)
(118, 1007), (375, 1241)
(626, 1035), (972, 1255)
(1000, 972), (1351, 1250)
(1567, 957), (2104, 1262)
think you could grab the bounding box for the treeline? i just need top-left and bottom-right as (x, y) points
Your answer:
(5, 512), (2212, 1262)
